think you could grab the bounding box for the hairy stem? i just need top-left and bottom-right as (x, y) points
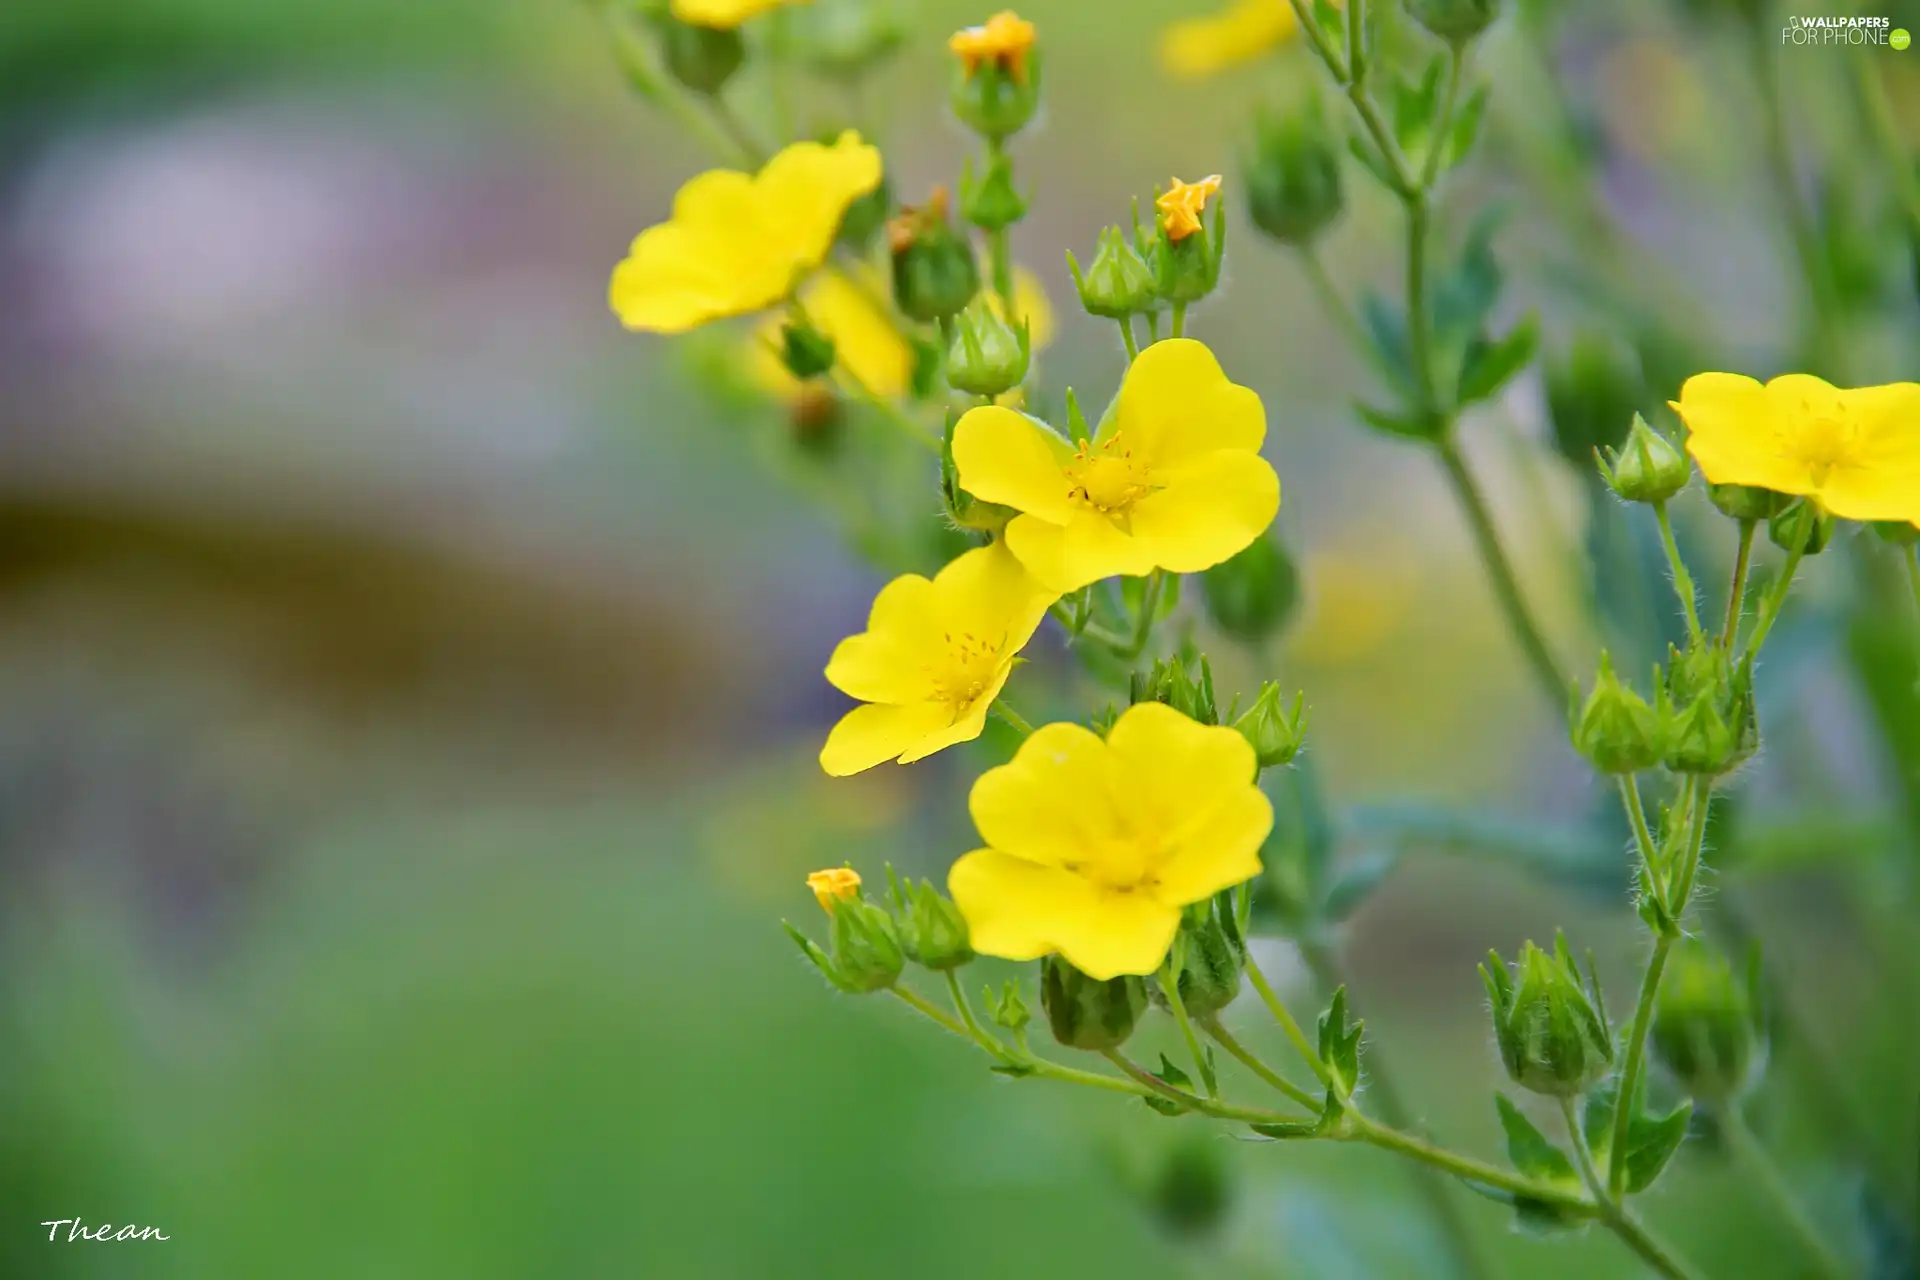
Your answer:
(1563, 1097), (1706, 1280)
(1242, 946), (1339, 1093)
(1655, 502), (1705, 644)
(1200, 1018), (1323, 1112)
(1723, 519), (1757, 648)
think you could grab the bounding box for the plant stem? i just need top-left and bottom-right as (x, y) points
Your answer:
(1160, 945), (1219, 1098)
(1743, 543), (1807, 662)
(1302, 941), (1497, 1280)
(1296, 247), (1370, 361)
(1655, 503), (1704, 644)
(1100, 1051), (1307, 1125)
(1609, 933), (1675, 1199)
(1562, 1098), (1707, 1280)
(992, 700), (1035, 738)
(1122, 571), (1166, 661)
(891, 984), (975, 1042)
(1436, 437), (1570, 706)
(1906, 546), (1920, 628)
(1170, 302), (1187, 338)
(1200, 1018), (1323, 1112)
(708, 93), (771, 169)
(944, 969), (1011, 1059)
(1242, 947), (1338, 1093)
(1720, 1106), (1851, 1280)
(1418, 44), (1467, 191)
(1668, 774), (1714, 919)
(1407, 193), (1438, 410)
(1117, 317), (1139, 362)
(1344, 1117), (1589, 1213)
(1619, 775), (1669, 904)
(1723, 519), (1757, 648)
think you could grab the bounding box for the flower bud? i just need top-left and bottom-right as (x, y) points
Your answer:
(1234, 683), (1308, 770)
(960, 151), (1029, 233)
(888, 189), (980, 323)
(1872, 520), (1920, 547)
(1653, 939), (1764, 1101)
(1660, 645), (1757, 777)
(1597, 414), (1692, 505)
(987, 979), (1031, 1033)
(654, 16), (745, 96)
(1482, 934), (1613, 1097)
(1201, 533), (1299, 644)
(1130, 654), (1218, 726)
(786, 868), (904, 994)
(1243, 102), (1344, 247)
(1570, 651), (1663, 775)
(945, 295), (1030, 397)
(1151, 898), (1246, 1020)
(1150, 176), (1226, 306)
(1041, 955), (1147, 1051)
(1145, 1132), (1234, 1241)
(888, 873), (974, 971)
(1545, 332), (1642, 475)
(1067, 227), (1158, 320)
(1768, 498), (1836, 556)
(948, 11), (1042, 142)
(793, 0), (906, 80)
(1707, 483), (1785, 523)
(779, 319), (836, 381)
(1405, 0), (1501, 45)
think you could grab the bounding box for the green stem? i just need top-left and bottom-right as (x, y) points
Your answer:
(892, 986), (1165, 1101)
(1906, 546), (1920, 629)
(1121, 571), (1166, 661)
(1655, 502), (1704, 645)
(1418, 44), (1467, 191)
(892, 984), (975, 1042)
(1743, 543), (1807, 662)
(1562, 1098), (1706, 1280)
(1160, 944), (1218, 1098)
(1242, 947), (1339, 1093)
(1668, 774), (1714, 920)
(1619, 774), (1669, 904)
(1170, 302), (1187, 338)
(944, 969), (1011, 1060)
(992, 700), (1035, 738)
(1345, 1117), (1589, 1213)
(1301, 942), (1497, 1280)
(1435, 437), (1570, 706)
(1723, 519), (1757, 648)
(1099, 1051), (1308, 1125)
(1296, 247), (1370, 365)
(1117, 317), (1139, 362)
(1406, 194), (1438, 410)
(1200, 1018), (1323, 1111)
(1720, 1106), (1851, 1280)
(1609, 932), (1675, 1200)
(706, 93), (770, 169)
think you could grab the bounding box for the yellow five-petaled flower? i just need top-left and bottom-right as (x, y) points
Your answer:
(609, 132), (881, 334)
(1156, 174), (1222, 243)
(1673, 372), (1920, 525)
(948, 702), (1273, 979)
(950, 11), (1038, 82)
(820, 543), (1056, 776)
(1161, 0), (1311, 80)
(952, 338), (1280, 593)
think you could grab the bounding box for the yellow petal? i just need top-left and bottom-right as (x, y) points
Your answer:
(1003, 510), (1162, 593)
(1128, 450), (1281, 573)
(948, 849), (1183, 979)
(823, 573), (942, 702)
(953, 407), (1080, 525)
(820, 702), (952, 776)
(968, 721), (1121, 867)
(933, 541), (1056, 653)
(1823, 382), (1920, 523)
(750, 268), (913, 401)
(1110, 338), (1267, 469)
(753, 131), (884, 277)
(1153, 787), (1272, 903)
(1104, 701), (1260, 841)
(1674, 372), (1810, 495)
(896, 672), (1004, 764)
(1160, 0), (1295, 80)
(672, 0), (807, 28)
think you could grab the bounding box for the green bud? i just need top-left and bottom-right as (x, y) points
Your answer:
(987, 979), (1031, 1034)
(1130, 654), (1218, 725)
(835, 176), (893, 253)
(1405, 0), (1501, 44)
(1041, 955), (1147, 1051)
(1544, 332), (1642, 474)
(1234, 684), (1309, 770)
(1663, 693), (1736, 776)
(827, 895), (905, 992)
(888, 190), (980, 323)
(888, 872), (974, 971)
(944, 295), (1030, 397)
(960, 151), (1028, 233)
(1068, 227), (1158, 320)
(1570, 651), (1663, 775)
(1149, 192), (1226, 307)
(1201, 534), (1299, 644)
(1872, 520), (1920, 547)
(1768, 498), (1835, 556)
(1659, 645), (1757, 777)
(1652, 939), (1764, 1101)
(1482, 934), (1613, 1097)
(1243, 102), (1344, 247)
(1597, 414), (1692, 505)
(792, 0), (906, 79)
(779, 320), (836, 381)
(653, 15), (745, 96)
(1152, 898), (1246, 1020)
(950, 44), (1042, 142)
(1146, 1132), (1234, 1240)
(1707, 483), (1785, 523)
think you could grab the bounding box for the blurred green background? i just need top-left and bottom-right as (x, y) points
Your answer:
(2, 0), (1917, 1275)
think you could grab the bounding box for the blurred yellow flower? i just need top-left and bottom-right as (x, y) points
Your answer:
(950, 11), (1038, 81)
(806, 866), (862, 912)
(1673, 373), (1920, 523)
(609, 131), (882, 334)
(671, 0), (810, 29)
(1161, 0), (1304, 79)
(953, 338), (1280, 592)
(948, 702), (1271, 979)
(821, 543), (1056, 776)
(1157, 174), (1223, 242)
(750, 267), (1054, 403)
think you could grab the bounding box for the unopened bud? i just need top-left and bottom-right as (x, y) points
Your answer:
(654, 16), (745, 95)
(779, 319), (836, 381)
(1145, 1132), (1234, 1241)
(1597, 414), (1692, 505)
(1234, 684), (1308, 770)
(888, 189), (980, 323)
(1545, 333), (1642, 474)
(1570, 651), (1663, 775)
(1707, 483), (1785, 523)
(945, 295), (1030, 397)
(1405, 0), (1501, 44)
(1130, 654), (1218, 726)
(1068, 226), (1158, 320)
(1243, 102), (1344, 247)
(1201, 534), (1299, 644)
(1482, 934), (1612, 1097)
(793, 0), (906, 80)
(1653, 939), (1764, 1101)
(888, 871), (974, 971)
(786, 867), (904, 994)
(1041, 955), (1147, 1051)
(1872, 520), (1920, 547)
(986, 979), (1031, 1033)
(1768, 498), (1835, 556)
(1152, 898), (1245, 1020)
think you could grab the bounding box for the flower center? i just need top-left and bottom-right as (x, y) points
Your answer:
(1789, 410), (1855, 486)
(1065, 433), (1154, 516)
(928, 628), (1005, 715)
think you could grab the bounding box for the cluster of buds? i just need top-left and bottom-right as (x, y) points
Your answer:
(786, 866), (972, 993)
(1482, 933), (1613, 1097)
(1234, 683), (1309, 770)
(1570, 646), (1757, 779)
(1068, 176), (1228, 327)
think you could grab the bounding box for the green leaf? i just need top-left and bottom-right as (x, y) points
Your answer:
(1622, 1100), (1693, 1194)
(1358, 292), (1415, 394)
(1457, 314), (1539, 406)
(1441, 84), (1490, 171)
(1310, 0), (1344, 46)
(1247, 1118), (1323, 1140)
(1393, 57), (1447, 159)
(1156, 1053), (1194, 1093)
(987, 1061), (1038, 1078)
(1316, 987), (1364, 1099)
(1494, 1093), (1577, 1184)
(1354, 400), (1444, 442)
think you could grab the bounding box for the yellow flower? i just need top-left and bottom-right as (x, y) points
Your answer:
(952, 338), (1280, 593)
(821, 543), (1056, 776)
(1156, 174), (1223, 242)
(1673, 373), (1920, 524)
(609, 131), (882, 334)
(750, 267), (1054, 404)
(671, 0), (810, 30)
(950, 11), (1038, 82)
(948, 702), (1272, 979)
(1161, 0), (1301, 80)
(806, 866), (862, 912)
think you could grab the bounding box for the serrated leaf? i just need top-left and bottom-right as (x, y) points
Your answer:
(1623, 1100), (1693, 1194)
(1457, 314), (1539, 406)
(1248, 1118), (1324, 1140)
(1320, 848), (1404, 922)
(1494, 1094), (1578, 1184)
(1157, 1053), (1194, 1093)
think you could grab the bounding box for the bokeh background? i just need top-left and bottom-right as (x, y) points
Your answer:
(3, 0), (1918, 1275)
